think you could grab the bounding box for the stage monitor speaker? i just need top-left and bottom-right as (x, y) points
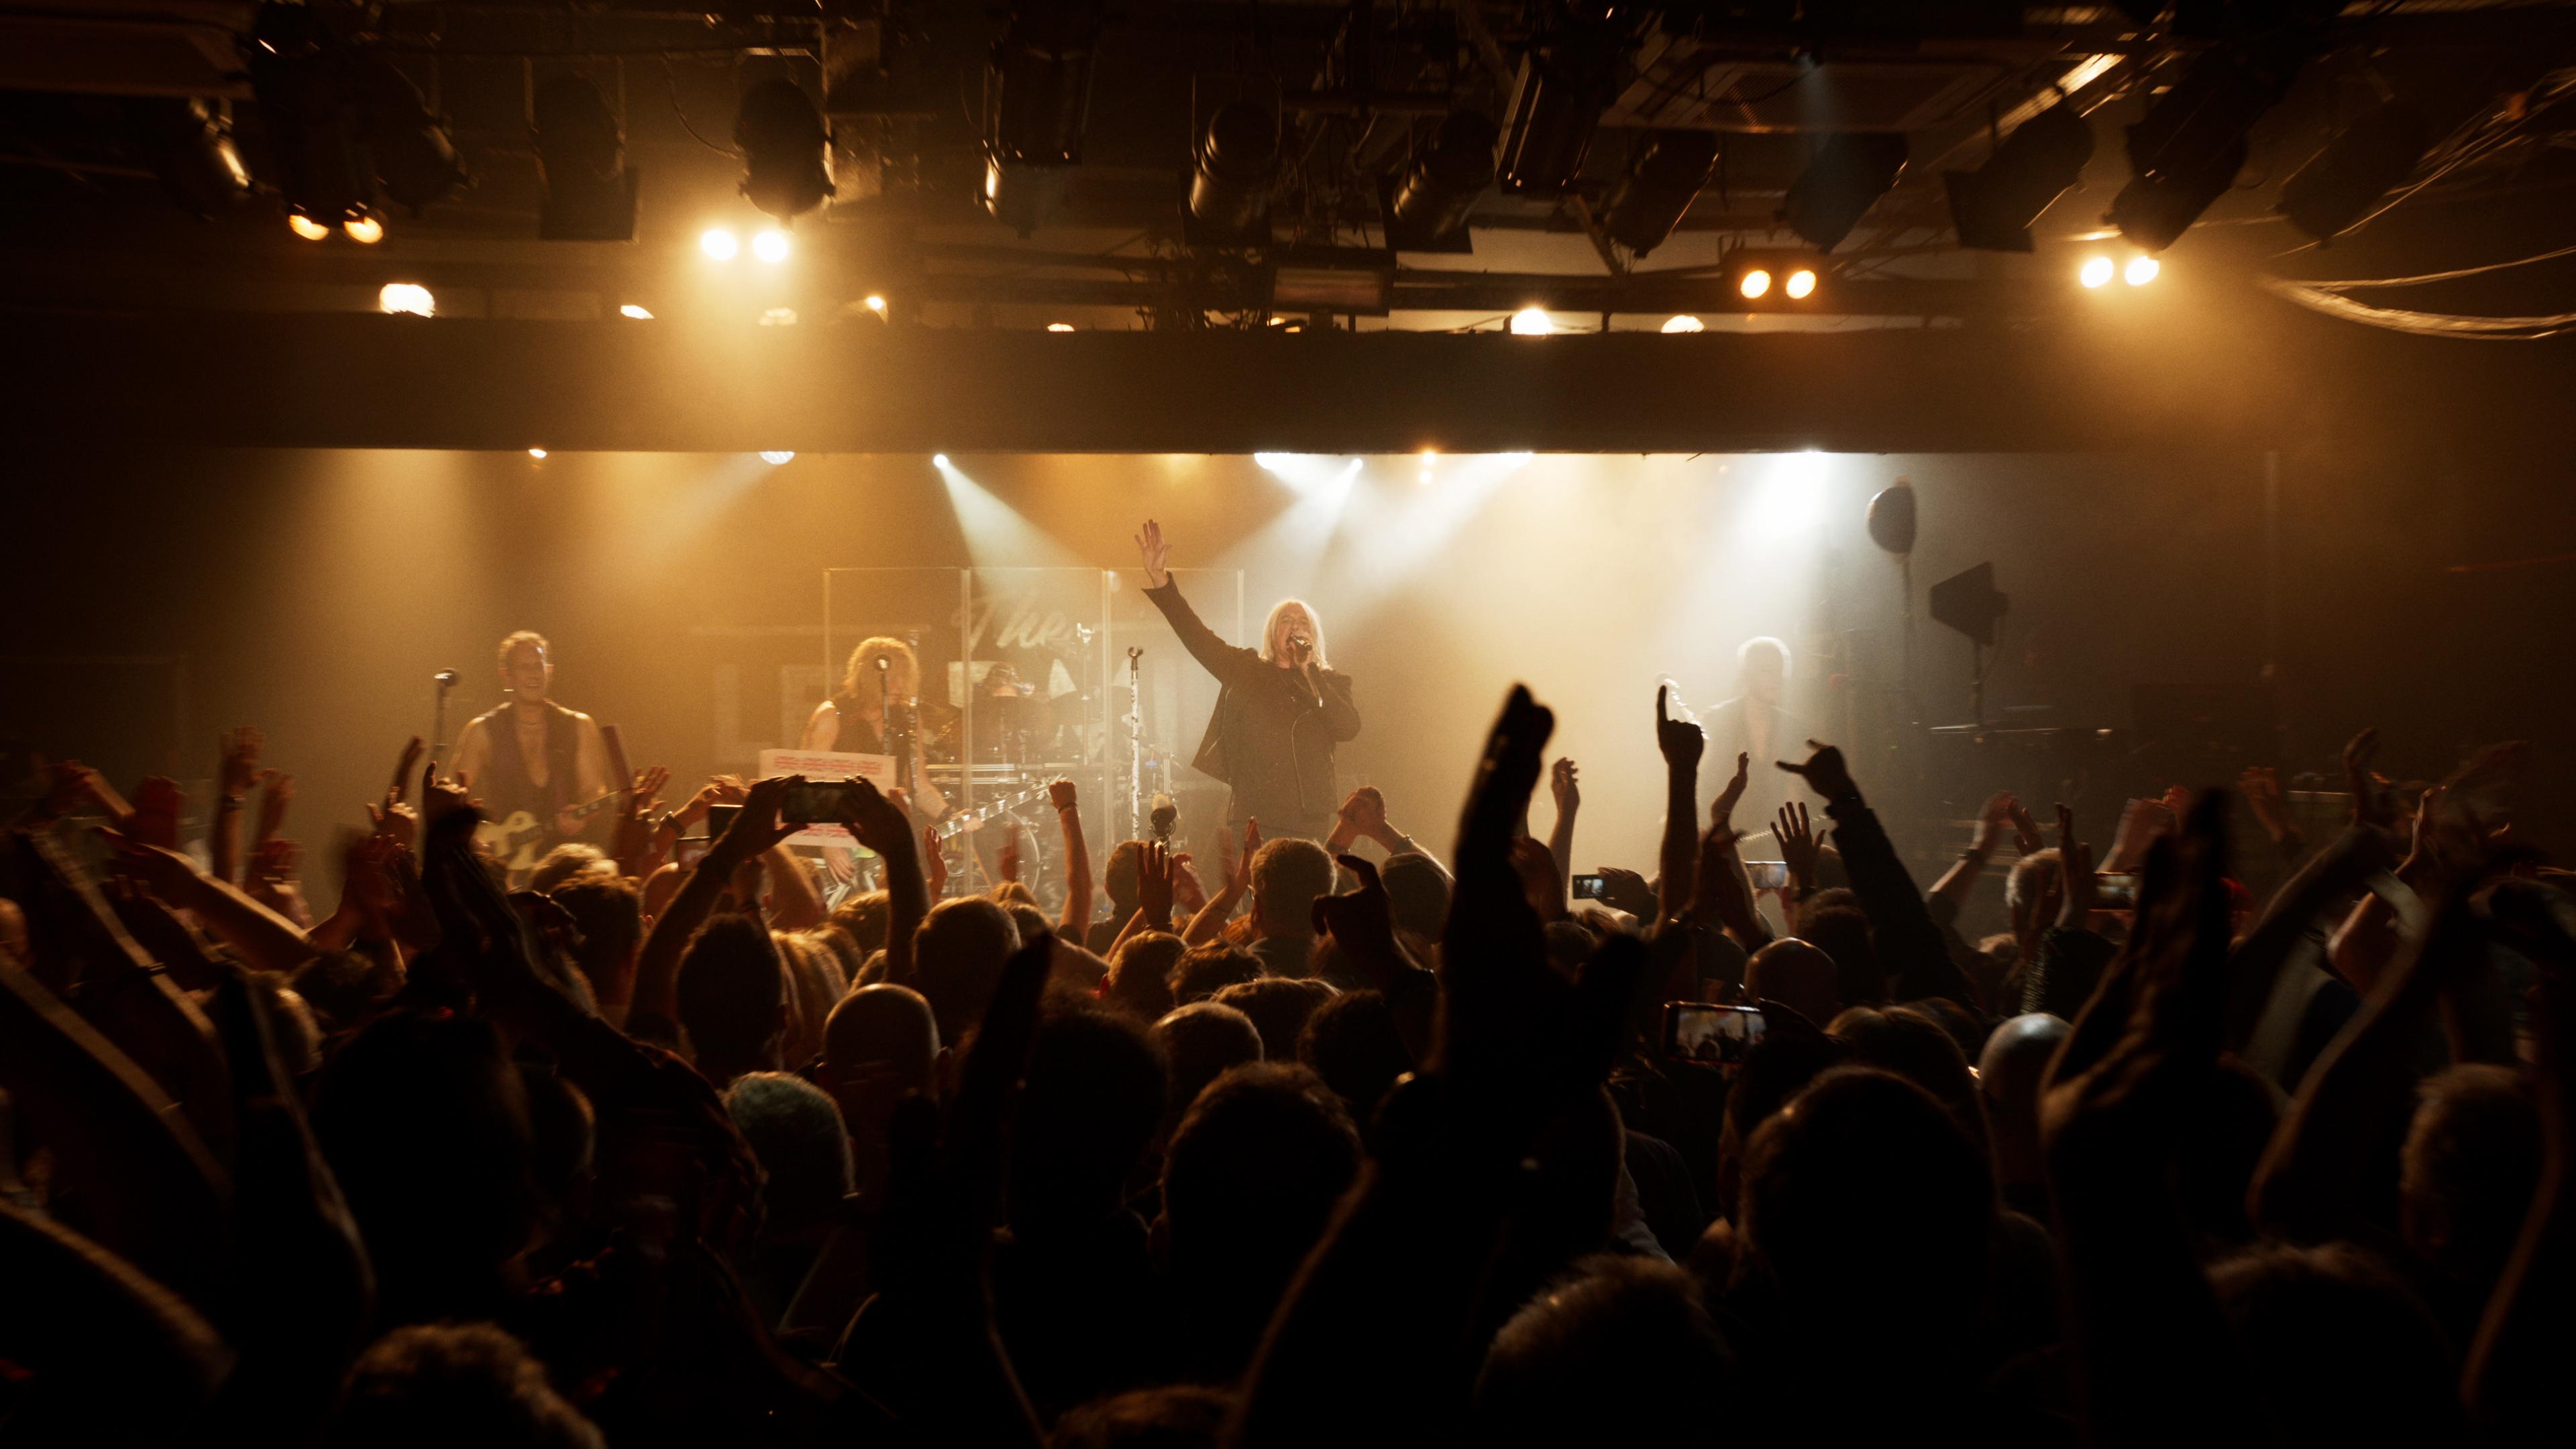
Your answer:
(1929, 561), (2008, 646)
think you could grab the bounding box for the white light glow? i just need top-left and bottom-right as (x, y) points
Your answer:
(287, 213), (331, 241)
(863, 294), (888, 313)
(527, 448), (547, 460)
(2125, 254), (2161, 286)
(932, 453), (951, 468)
(342, 215), (384, 244)
(1046, 322), (1076, 331)
(1748, 450), (1829, 543)
(1739, 269), (1772, 299)
(700, 227), (739, 260)
(1785, 268), (1817, 300)
(620, 304), (653, 319)
(761, 307), (798, 326)
(1508, 307), (1553, 335)
(759, 450), (795, 466)
(378, 282), (435, 317)
(2079, 256), (2114, 288)
(1661, 315), (1706, 333)
(752, 228), (791, 264)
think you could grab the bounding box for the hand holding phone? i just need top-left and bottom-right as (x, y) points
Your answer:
(1662, 1002), (1765, 1067)
(1571, 872), (1609, 901)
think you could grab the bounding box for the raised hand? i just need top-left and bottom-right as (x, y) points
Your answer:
(1313, 854), (1402, 970)
(39, 759), (128, 825)
(1772, 801), (1822, 892)
(254, 769), (294, 847)
(1711, 751), (1751, 832)
(1137, 841), (1176, 929)
(996, 820), (1023, 885)
(1230, 818), (1260, 896)
(840, 776), (913, 861)
(218, 727), (265, 800)
(127, 775), (184, 851)
(711, 775), (803, 866)
(2056, 802), (2097, 928)
(1776, 740), (1859, 805)
(922, 824), (950, 897)
(1047, 777), (1079, 813)
(1975, 791), (2016, 853)
(1596, 865), (1656, 919)
(1550, 757), (1580, 817)
(364, 798), (419, 852)
(384, 737), (425, 814)
(1170, 852), (1209, 916)
(420, 759), (476, 829)
(1508, 837), (1565, 922)
(1134, 518), (1172, 588)
(1338, 786), (1387, 841)
(2008, 797), (2046, 855)
(2238, 765), (2292, 841)
(1656, 684), (1705, 770)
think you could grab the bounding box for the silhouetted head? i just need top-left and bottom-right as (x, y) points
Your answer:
(1737, 636), (1788, 708)
(2210, 1241), (2459, 1442)
(1046, 1385), (1234, 1449)
(1296, 987), (1413, 1122)
(725, 1072), (854, 1240)
(2401, 1063), (2540, 1290)
(551, 877), (642, 1017)
(914, 896), (1022, 1043)
(1249, 838), (1335, 942)
(674, 914), (786, 1088)
(329, 1322), (602, 1449)
(1158, 1063), (1360, 1374)
(1010, 1005), (1167, 1232)
(1476, 1255), (1733, 1449)
(1211, 977), (1336, 1061)
(1171, 943), (1260, 1005)
(1104, 930), (1187, 1022)
(1826, 1004), (1992, 1161)
(1790, 904), (1879, 1007)
(1746, 938), (1839, 1028)
(1103, 840), (1148, 917)
(1152, 1001), (1265, 1128)
(1977, 1012), (2068, 1197)
(826, 890), (892, 957)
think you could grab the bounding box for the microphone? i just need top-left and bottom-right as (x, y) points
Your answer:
(1289, 634), (1311, 655)
(433, 669), (460, 688)
(1148, 794), (1177, 842)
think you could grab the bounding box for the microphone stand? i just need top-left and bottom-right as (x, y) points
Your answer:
(1125, 646), (1144, 844)
(429, 670), (460, 768)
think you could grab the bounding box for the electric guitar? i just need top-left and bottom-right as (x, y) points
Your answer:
(476, 789), (625, 873)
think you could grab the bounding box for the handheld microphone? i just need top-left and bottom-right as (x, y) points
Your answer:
(1148, 794), (1177, 842)
(433, 669), (460, 687)
(1289, 634), (1311, 655)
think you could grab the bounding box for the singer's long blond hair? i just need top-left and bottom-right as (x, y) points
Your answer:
(1259, 598), (1328, 669)
(840, 636), (920, 700)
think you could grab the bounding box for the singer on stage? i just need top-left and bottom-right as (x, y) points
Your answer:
(1135, 519), (1360, 841)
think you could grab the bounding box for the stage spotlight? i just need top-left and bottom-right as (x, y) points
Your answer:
(620, 304), (653, 319)
(736, 78), (835, 222)
(533, 74), (639, 241)
(1943, 101), (2094, 252)
(1509, 307), (1554, 335)
(126, 97), (251, 217)
(343, 213), (384, 244)
(932, 453), (951, 468)
(248, 7), (377, 235)
(2111, 33), (2320, 251)
(288, 212), (332, 241)
(2079, 255), (2114, 287)
(1784, 268), (1817, 300)
(378, 282), (434, 317)
(1662, 315), (1706, 333)
(2124, 254), (2159, 286)
(983, 1), (1103, 235)
(1605, 129), (1720, 256)
(528, 448), (548, 460)
(702, 227), (739, 260)
(863, 294), (888, 314)
(1386, 109), (1498, 250)
(1781, 133), (1909, 252)
(760, 451), (795, 465)
(1738, 268), (1772, 300)
(1188, 99), (1278, 236)
(1047, 321), (1075, 331)
(1496, 13), (1631, 196)
(753, 227), (792, 263)
(2277, 99), (2433, 242)
(351, 56), (470, 215)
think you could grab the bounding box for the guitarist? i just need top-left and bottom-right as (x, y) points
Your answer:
(451, 630), (614, 860)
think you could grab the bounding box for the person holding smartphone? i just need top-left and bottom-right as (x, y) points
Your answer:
(1134, 519), (1361, 842)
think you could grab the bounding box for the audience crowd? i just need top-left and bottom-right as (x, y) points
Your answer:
(2, 685), (2567, 1448)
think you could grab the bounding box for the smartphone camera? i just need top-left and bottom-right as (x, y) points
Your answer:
(780, 780), (863, 825)
(1571, 873), (1609, 902)
(1661, 1002), (1766, 1068)
(2093, 872), (2143, 910)
(1743, 860), (1790, 891)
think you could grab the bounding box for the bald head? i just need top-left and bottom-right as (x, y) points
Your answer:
(1747, 938), (1839, 1029)
(823, 983), (939, 1091)
(1978, 1012), (2069, 1195)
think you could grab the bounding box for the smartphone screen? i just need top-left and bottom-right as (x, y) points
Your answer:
(1743, 860), (1790, 890)
(780, 780), (861, 824)
(1662, 1003), (1765, 1066)
(704, 803), (741, 843)
(1571, 873), (1609, 901)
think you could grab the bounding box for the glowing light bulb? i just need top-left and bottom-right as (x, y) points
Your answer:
(377, 282), (435, 317)
(863, 294), (887, 314)
(1738, 268), (1772, 299)
(759, 451), (795, 465)
(527, 448), (548, 460)
(2125, 254), (2160, 286)
(619, 304), (653, 319)
(2079, 256), (2114, 288)
(1661, 315), (1706, 333)
(932, 453), (951, 468)
(343, 214), (384, 244)
(288, 213), (331, 241)
(1508, 307), (1552, 335)
(752, 228), (790, 263)
(700, 227), (739, 260)
(1046, 322), (1076, 332)
(1785, 268), (1817, 300)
